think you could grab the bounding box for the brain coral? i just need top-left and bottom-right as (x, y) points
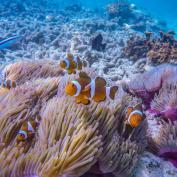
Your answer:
(0, 61), (147, 177)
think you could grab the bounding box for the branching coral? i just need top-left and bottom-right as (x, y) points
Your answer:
(4, 60), (64, 85)
(122, 35), (149, 60)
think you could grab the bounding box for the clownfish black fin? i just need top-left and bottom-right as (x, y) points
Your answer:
(95, 77), (106, 87)
(110, 86), (118, 100)
(67, 53), (74, 60)
(79, 72), (90, 80)
(134, 103), (142, 110)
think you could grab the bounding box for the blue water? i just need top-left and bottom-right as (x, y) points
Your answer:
(1, 0), (177, 32)
(59, 0), (177, 31)
(131, 0), (177, 30)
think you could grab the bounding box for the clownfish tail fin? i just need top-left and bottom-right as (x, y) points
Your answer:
(110, 86), (118, 100)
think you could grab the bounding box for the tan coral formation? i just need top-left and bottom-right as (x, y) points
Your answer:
(0, 60), (147, 177)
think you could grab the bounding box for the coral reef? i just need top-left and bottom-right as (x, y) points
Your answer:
(123, 31), (177, 64)
(106, 0), (134, 22)
(122, 35), (150, 60)
(91, 34), (106, 52)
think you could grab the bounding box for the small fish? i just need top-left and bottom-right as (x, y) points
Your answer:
(0, 36), (21, 50)
(60, 53), (87, 74)
(125, 103), (144, 128)
(83, 76), (118, 102)
(65, 72), (91, 105)
(1, 79), (16, 89)
(17, 119), (38, 142)
(65, 72), (118, 104)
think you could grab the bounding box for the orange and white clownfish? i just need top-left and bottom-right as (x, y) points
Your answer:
(125, 103), (144, 128)
(65, 72), (118, 104)
(1, 79), (16, 89)
(17, 119), (38, 142)
(65, 72), (91, 105)
(83, 77), (118, 102)
(60, 53), (87, 74)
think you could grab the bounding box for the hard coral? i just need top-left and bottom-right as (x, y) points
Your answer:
(122, 35), (149, 60)
(107, 0), (133, 21)
(91, 34), (106, 52)
(123, 31), (177, 64)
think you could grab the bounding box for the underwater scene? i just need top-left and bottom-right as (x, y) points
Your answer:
(0, 0), (177, 177)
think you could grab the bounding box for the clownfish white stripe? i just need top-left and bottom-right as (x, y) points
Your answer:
(89, 79), (95, 99)
(72, 80), (81, 97)
(106, 87), (111, 99)
(19, 130), (28, 139)
(128, 110), (143, 125)
(63, 58), (70, 69)
(73, 56), (78, 68)
(27, 122), (35, 132)
(9, 80), (12, 87)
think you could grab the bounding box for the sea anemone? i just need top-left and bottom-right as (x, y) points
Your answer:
(123, 64), (177, 107)
(4, 60), (64, 85)
(98, 95), (147, 177)
(0, 61), (148, 177)
(150, 82), (177, 121)
(150, 120), (177, 168)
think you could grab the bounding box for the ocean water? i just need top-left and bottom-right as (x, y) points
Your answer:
(1, 0), (177, 29)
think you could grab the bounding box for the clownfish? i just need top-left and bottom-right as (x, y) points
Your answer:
(17, 119), (38, 142)
(65, 72), (91, 105)
(83, 77), (118, 102)
(125, 103), (144, 128)
(65, 72), (118, 105)
(60, 53), (87, 74)
(1, 79), (16, 89)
